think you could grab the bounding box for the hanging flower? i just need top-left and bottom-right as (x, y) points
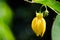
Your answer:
(31, 12), (46, 37)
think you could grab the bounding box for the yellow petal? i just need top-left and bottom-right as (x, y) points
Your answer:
(31, 13), (46, 37)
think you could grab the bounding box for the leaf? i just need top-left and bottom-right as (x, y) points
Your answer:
(32, 0), (48, 5)
(0, 2), (13, 25)
(32, 0), (60, 14)
(46, 1), (60, 14)
(52, 15), (60, 40)
(24, 0), (60, 14)
(0, 22), (15, 40)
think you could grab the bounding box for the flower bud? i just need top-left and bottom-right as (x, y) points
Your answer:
(31, 12), (46, 37)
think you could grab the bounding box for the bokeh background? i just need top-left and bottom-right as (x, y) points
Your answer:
(5, 0), (60, 40)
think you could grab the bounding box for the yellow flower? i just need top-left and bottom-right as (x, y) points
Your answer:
(31, 12), (46, 37)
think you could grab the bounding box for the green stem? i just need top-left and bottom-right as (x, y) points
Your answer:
(39, 5), (44, 13)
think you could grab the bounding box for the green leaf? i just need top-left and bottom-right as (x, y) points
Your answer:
(46, 1), (60, 14)
(33, 0), (60, 14)
(52, 15), (60, 40)
(0, 2), (13, 25)
(0, 22), (15, 40)
(33, 0), (48, 5)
